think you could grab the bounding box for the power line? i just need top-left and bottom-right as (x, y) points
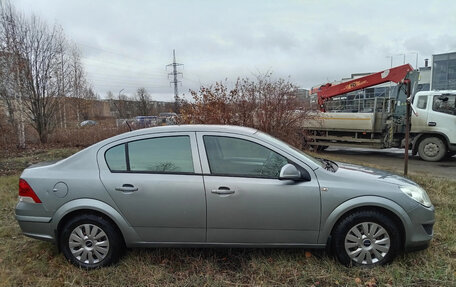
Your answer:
(88, 73), (167, 81)
(77, 41), (156, 63)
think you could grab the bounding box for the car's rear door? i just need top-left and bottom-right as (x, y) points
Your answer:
(196, 132), (321, 244)
(98, 132), (206, 243)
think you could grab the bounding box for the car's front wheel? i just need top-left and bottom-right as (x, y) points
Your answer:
(332, 210), (401, 266)
(60, 213), (123, 269)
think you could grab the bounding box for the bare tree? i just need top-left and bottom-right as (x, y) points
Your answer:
(116, 92), (130, 118)
(0, 3), (27, 148)
(69, 46), (90, 122)
(79, 86), (97, 121)
(135, 87), (151, 116)
(1, 1), (89, 143)
(106, 90), (114, 100)
(54, 39), (73, 129)
(110, 90), (130, 119)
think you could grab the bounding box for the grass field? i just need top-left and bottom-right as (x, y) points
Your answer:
(0, 149), (455, 286)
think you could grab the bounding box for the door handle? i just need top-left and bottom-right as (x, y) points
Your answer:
(115, 184), (138, 192)
(211, 187), (235, 195)
(428, 122), (436, 126)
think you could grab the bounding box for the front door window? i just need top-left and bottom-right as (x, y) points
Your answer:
(203, 135), (288, 178)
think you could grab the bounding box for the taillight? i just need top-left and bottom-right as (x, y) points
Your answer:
(19, 179), (42, 203)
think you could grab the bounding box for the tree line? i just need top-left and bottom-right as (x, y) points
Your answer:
(0, 1), (93, 146)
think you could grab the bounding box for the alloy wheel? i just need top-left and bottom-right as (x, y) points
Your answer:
(344, 222), (391, 265)
(69, 224), (110, 265)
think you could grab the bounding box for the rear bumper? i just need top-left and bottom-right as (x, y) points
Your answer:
(404, 204), (435, 251)
(15, 202), (56, 242)
(16, 218), (55, 242)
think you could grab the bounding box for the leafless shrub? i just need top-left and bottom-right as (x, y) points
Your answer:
(178, 73), (313, 147)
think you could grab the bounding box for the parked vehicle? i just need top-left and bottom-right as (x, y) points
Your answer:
(79, 120), (97, 127)
(15, 125), (434, 269)
(159, 112), (177, 125)
(134, 116), (158, 128)
(306, 64), (456, 161)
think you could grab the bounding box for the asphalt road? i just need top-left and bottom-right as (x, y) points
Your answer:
(320, 147), (456, 179)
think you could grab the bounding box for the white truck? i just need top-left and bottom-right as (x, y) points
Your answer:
(305, 65), (456, 161)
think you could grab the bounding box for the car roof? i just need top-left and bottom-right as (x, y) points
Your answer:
(152, 124), (254, 133)
(110, 124), (258, 141)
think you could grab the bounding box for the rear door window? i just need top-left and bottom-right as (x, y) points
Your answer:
(105, 136), (194, 173)
(128, 136), (194, 173)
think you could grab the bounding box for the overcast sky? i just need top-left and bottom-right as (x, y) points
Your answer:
(12, 0), (456, 101)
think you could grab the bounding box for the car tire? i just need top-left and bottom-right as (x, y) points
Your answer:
(60, 213), (123, 269)
(332, 210), (401, 267)
(418, 137), (447, 162)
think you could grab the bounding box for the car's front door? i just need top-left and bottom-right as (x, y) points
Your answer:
(196, 132), (321, 244)
(98, 132), (206, 243)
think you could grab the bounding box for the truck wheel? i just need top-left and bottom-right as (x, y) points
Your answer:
(418, 137), (447, 162)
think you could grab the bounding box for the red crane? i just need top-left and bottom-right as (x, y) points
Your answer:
(316, 64), (414, 111)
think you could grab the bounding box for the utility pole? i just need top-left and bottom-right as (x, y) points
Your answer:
(166, 49), (183, 113)
(403, 79), (411, 176)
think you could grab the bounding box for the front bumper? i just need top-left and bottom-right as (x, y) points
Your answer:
(404, 204), (435, 251)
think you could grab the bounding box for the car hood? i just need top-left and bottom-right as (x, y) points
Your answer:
(335, 162), (418, 187)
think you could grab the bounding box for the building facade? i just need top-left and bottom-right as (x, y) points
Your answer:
(432, 52), (456, 90)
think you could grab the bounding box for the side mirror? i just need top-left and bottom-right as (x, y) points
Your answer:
(279, 164), (302, 181)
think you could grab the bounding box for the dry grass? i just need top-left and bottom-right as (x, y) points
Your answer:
(0, 147), (80, 176)
(0, 150), (455, 286)
(0, 120), (128, 151)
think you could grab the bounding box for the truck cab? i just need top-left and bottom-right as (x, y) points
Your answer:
(411, 91), (456, 161)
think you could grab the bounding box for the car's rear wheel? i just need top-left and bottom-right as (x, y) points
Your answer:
(332, 210), (401, 266)
(60, 213), (123, 269)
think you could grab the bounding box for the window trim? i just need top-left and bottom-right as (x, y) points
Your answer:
(104, 143), (128, 173)
(202, 135), (291, 179)
(104, 135), (197, 175)
(125, 143), (130, 171)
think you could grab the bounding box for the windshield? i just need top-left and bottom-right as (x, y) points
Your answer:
(255, 131), (323, 168)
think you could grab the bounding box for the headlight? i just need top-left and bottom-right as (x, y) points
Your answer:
(400, 185), (432, 207)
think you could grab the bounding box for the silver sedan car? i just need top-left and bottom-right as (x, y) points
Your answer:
(15, 125), (434, 269)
